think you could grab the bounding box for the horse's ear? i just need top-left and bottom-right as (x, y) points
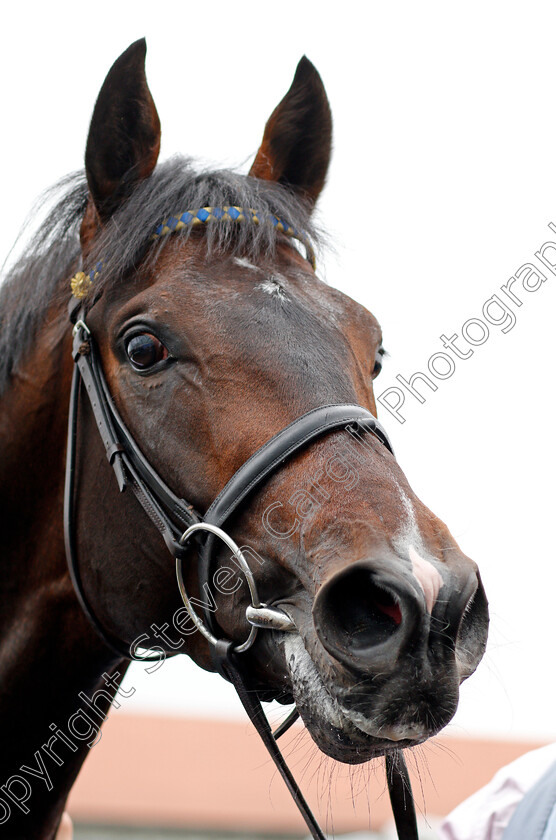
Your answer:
(249, 57), (332, 208)
(84, 38), (161, 226)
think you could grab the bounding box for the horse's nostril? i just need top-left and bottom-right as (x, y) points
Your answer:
(314, 568), (403, 655)
(375, 592), (402, 626)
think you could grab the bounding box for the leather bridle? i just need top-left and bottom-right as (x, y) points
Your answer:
(64, 306), (420, 839)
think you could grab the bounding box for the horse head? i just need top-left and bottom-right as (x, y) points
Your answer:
(69, 40), (488, 764)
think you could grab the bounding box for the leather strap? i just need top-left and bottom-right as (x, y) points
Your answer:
(64, 326), (200, 661)
(385, 752), (419, 839)
(199, 404), (393, 637)
(71, 327), (201, 537)
(205, 403), (392, 529)
(215, 641), (327, 840)
(64, 366), (139, 660)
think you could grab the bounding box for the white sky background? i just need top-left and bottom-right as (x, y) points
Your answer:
(1, 2), (555, 743)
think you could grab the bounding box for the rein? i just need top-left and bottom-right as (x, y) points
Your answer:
(64, 210), (419, 840)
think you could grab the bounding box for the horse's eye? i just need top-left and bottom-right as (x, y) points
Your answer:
(372, 347), (384, 379)
(125, 334), (168, 370)
(372, 346), (386, 380)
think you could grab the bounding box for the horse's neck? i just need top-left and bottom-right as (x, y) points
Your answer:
(0, 301), (70, 511)
(0, 306), (72, 635)
(0, 308), (122, 838)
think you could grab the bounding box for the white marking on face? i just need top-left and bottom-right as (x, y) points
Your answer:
(408, 544), (443, 613)
(255, 274), (289, 300)
(392, 481), (443, 612)
(233, 256), (259, 272)
(395, 480), (419, 540)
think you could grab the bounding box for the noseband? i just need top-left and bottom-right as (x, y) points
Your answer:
(64, 209), (419, 840)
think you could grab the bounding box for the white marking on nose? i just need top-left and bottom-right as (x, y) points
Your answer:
(408, 544), (443, 613)
(391, 481), (443, 613)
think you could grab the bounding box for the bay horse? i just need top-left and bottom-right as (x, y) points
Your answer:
(0, 39), (489, 839)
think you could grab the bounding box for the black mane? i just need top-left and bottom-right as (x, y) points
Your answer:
(0, 157), (320, 394)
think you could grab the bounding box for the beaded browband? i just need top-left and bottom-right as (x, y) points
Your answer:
(70, 206), (316, 299)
